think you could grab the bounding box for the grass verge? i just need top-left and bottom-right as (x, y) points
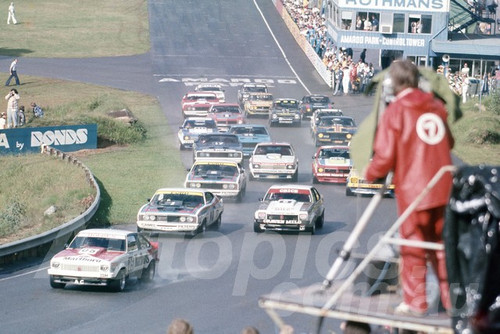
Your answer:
(0, 0), (149, 58)
(0, 76), (185, 243)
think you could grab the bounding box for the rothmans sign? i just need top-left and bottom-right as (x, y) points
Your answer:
(339, 0), (449, 12)
(0, 124), (97, 155)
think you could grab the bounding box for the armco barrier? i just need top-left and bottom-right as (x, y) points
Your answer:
(0, 146), (100, 265)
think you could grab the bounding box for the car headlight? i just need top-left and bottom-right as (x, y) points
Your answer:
(184, 135), (191, 140)
(346, 133), (352, 139)
(318, 168), (324, 173)
(252, 164), (261, 169)
(188, 182), (201, 188)
(144, 215), (156, 221)
(100, 264), (110, 271)
(199, 152), (210, 157)
(228, 184), (236, 189)
(272, 114), (278, 119)
(238, 119), (244, 124)
(186, 106), (195, 111)
(51, 262), (60, 269)
(286, 164), (296, 169)
(294, 114), (300, 119)
(318, 133), (324, 138)
(350, 177), (358, 183)
(299, 213), (308, 220)
(180, 216), (195, 223)
(257, 212), (266, 219)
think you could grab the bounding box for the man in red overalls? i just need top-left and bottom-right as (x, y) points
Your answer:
(364, 59), (454, 316)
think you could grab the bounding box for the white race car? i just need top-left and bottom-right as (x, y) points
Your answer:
(184, 160), (247, 201)
(253, 184), (325, 234)
(136, 188), (224, 236)
(249, 142), (299, 181)
(48, 228), (159, 292)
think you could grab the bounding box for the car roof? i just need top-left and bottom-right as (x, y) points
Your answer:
(230, 123), (266, 128)
(154, 187), (207, 194)
(76, 228), (132, 238)
(267, 184), (314, 191)
(242, 83), (267, 87)
(255, 141), (292, 146)
(192, 160), (238, 166)
(184, 92), (217, 97)
(317, 145), (350, 150)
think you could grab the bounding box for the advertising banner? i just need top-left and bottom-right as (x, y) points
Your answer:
(0, 124), (97, 155)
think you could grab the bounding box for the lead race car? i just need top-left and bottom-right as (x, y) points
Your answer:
(253, 184), (325, 234)
(137, 188), (224, 236)
(48, 228), (159, 292)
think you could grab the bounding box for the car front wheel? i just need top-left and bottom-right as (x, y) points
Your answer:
(141, 261), (156, 283)
(110, 269), (127, 292)
(49, 276), (65, 289)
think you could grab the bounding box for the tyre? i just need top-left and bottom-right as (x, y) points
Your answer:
(212, 214), (222, 230)
(307, 222), (316, 235)
(193, 220), (206, 236)
(254, 222), (263, 233)
(140, 261), (156, 283)
(179, 143), (185, 150)
(316, 212), (324, 229)
(49, 276), (65, 289)
(312, 176), (319, 184)
(110, 269), (127, 292)
(346, 187), (354, 196)
(291, 171), (298, 182)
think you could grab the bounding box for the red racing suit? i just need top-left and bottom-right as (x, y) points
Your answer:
(365, 87), (454, 313)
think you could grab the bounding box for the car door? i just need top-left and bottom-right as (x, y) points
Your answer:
(126, 234), (143, 275)
(310, 187), (323, 219)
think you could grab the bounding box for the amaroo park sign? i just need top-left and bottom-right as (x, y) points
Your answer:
(0, 124), (97, 155)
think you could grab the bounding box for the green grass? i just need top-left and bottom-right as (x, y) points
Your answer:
(0, 76), (186, 243)
(451, 91), (500, 165)
(0, 0), (149, 58)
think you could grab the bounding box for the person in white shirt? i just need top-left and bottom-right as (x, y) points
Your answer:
(5, 88), (19, 128)
(0, 112), (6, 129)
(5, 58), (20, 86)
(7, 2), (17, 25)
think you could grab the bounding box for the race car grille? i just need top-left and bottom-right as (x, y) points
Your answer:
(259, 163), (287, 169)
(196, 152), (242, 158)
(324, 167), (350, 173)
(60, 264), (100, 272)
(197, 183), (231, 190)
(266, 214), (299, 220)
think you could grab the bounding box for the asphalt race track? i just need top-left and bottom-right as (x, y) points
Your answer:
(0, 1), (398, 333)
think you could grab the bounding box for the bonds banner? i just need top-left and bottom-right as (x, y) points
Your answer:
(0, 124), (97, 155)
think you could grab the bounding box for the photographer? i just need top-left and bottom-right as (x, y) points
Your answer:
(4, 88), (19, 128)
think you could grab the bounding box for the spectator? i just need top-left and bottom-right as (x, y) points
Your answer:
(461, 62), (470, 76)
(240, 326), (260, 334)
(0, 112), (6, 129)
(360, 48), (367, 63)
(7, 2), (17, 25)
(371, 15), (379, 31)
(17, 105), (25, 126)
(5, 58), (20, 86)
(167, 318), (193, 334)
(31, 102), (44, 118)
(5, 88), (19, 128)
(364, 60), (454, 317)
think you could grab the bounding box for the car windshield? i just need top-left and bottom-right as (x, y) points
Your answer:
(200, 135), (239, 144)
(319, 149), (350, 159)
(185, 94), (217, 101)
(249, 94), (273, 101)
(255, 145), (292, 155)
(319, 118), (355, 127)
(193, 164), (237, 177)
(305, 96), (330, 104)
(231, 126), (268, 135)
(274, 100), (298, 109)
(184, 120), (216, 129)
(266, 191), (311, 202)
(69, 236), (126, 252)
(153, 193), (205, 207)
(197, 86), (222, 92)
(212, 105), (240, 114)
(244, 86), (267, 93)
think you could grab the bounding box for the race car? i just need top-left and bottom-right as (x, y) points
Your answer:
(249, 142), (299, 181)
(184, 160), (247, 201)
(244, 92), (274, 117)
(207, 103), (245, 132)
(299, 94), (334, 119)
(345, 168), (395, 197)
(177, 117), (218, 150)
(194, 83), (226, 102)
(312, 145), (352, 184)
(181, 92), (220, 118)
(313, 115), (357, 147)
(48, 228), (159, 292)
(237, 83), (269, 106)
(193, 133), (244, 164)
(228, 124), (271, 157)
(310, 108), (344, 136)
(269, 98), (301, 127)
(136, 188), (224, 235)
(253, 184), (325, 234)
